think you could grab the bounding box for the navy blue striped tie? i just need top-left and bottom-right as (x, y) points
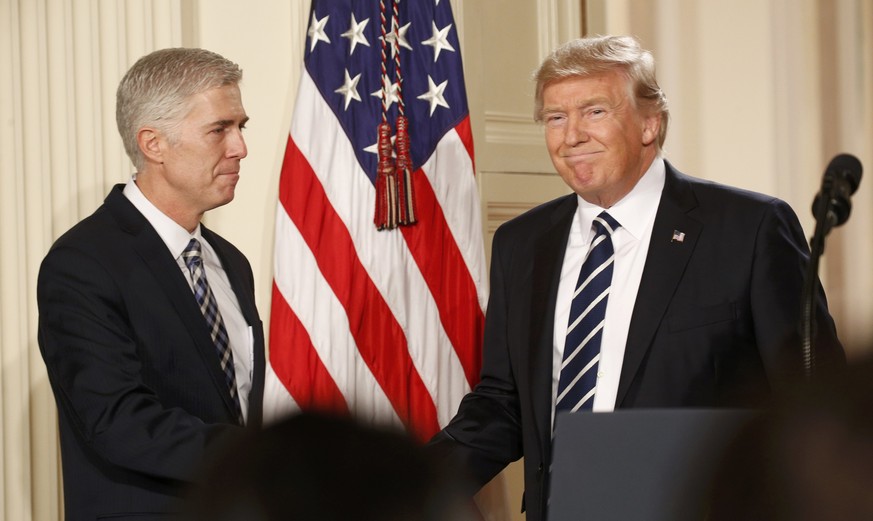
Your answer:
(182, 239), (244, 424)
(556, 212), (620, 413)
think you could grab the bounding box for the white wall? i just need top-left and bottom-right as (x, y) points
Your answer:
(196, 0), (304, 322)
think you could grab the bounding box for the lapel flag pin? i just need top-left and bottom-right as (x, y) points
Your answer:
(672, 230), (686, 243)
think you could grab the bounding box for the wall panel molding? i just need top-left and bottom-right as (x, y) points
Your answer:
(537, 0), (583, 57)
(484, 110), (542, 146)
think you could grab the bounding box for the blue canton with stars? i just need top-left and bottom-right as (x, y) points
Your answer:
(305, 0), (470, 185)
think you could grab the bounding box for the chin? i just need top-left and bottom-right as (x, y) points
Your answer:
(563, 170), (595, 189)
(211, 191), (236, 210)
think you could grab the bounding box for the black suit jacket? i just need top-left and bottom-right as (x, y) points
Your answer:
(432, 162), (843, 521)
(37, 185), (266, 521)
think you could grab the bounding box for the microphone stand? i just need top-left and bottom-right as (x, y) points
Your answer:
(800, 178), (836, 381)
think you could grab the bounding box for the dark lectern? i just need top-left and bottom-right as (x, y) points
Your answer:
(548, 409), (754, 521)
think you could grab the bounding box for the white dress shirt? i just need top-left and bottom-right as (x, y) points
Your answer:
(123, 179), (253, 422)
(551, 158), (666, 426)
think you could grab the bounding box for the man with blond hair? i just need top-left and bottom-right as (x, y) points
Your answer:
(37, 47), (264, 520)
(431, 35), (843, 521)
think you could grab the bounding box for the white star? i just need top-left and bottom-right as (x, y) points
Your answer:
(417, 75), (450, 115)
(382, 20), (413, 58)
(335, 69), (362, 110)
(341, 14), (370, 55)
(364, 133), (396, 156)
(421, 21), (455, 62)
(307, 13), (331, 52)
(371, 77), (401, 110)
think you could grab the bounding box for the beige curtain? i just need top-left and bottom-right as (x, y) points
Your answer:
(0, 1), (185, 519)
(819, 0), (873, 352)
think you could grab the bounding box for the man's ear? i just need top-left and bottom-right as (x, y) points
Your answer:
(137, 127), (164, 164)
(641, 114), (660, 147)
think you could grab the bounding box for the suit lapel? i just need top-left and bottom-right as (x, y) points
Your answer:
(527, 195), (577, 457)
(201, 226), (258, 325)
(105, 187), (244, 423)
(616, 164), (701, 406)
(202, 225), (266, 425)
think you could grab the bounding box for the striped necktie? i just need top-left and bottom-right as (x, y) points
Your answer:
(182, 238), (244, 424)
(556, 212), (620, 413)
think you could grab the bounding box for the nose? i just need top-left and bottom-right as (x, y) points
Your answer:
(564, 114), (589, 146)
(227, 128), (248, 160)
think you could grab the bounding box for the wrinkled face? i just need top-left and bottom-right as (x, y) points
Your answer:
(540, 70), (659, 207)
(159, 84), (249, 215)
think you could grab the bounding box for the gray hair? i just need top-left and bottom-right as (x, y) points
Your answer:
(116, 48), (243, 170)
(533, 35), (669, 149)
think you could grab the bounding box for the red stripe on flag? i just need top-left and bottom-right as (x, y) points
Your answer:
(400, 166), (484, 388)
(269, 282), (349, 415)
(278, 135), (440, 440)
(455, 115), (476, 173)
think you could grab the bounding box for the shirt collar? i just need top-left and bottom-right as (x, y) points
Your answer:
(123, 178), (202, 260)
(575, 157), (666, 242)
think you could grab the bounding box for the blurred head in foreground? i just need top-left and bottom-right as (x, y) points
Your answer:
(709, 358), (873, 520)
(186, 412), (477, 521)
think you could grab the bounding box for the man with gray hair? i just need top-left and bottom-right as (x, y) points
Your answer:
(431, 35), (844, 521)
(37, 47), (265, 520)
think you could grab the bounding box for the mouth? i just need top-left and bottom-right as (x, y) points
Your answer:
(217, 172), (240, 189)
(563, 151), (601, 164)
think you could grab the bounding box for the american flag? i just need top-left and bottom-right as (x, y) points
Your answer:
(267, 0), (487, 441)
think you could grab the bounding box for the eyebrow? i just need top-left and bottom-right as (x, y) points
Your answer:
(576, 97), (612, 109)
(542, 96), (612, 114)
(208, 116), (250, 128)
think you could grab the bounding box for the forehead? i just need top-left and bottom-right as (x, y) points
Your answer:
(183, 84), (246, 121)
(542, 70), (632, 107)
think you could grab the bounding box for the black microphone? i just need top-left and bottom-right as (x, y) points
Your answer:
(812, 153), (863, 227)
(801, 153), (862, 379)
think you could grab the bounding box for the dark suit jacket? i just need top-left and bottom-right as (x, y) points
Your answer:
(431, 162), (844, 521)
(37, 185), (266, 521)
